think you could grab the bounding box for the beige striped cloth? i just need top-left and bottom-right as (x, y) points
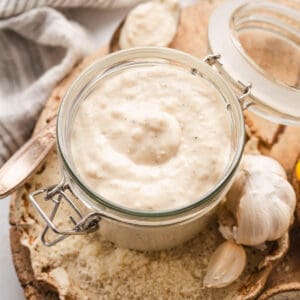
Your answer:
(0, 0), (142, 166)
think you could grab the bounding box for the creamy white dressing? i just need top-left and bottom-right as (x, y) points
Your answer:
(71, 64), (231, 211)
(119, 0), (180, 49)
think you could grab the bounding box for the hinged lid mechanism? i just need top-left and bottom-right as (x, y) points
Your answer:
(208, 0), (300, 126)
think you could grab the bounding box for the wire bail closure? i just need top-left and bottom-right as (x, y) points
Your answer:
(203, 53), (221, 66)
(29, 178), (102, 246)
(204, 53), (253, 111)
(237, 82), (253, 110)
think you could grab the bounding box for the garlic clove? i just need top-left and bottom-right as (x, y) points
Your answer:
(203, 240), (246, 288)
(218, 206), (236, 241)
(273, 173), (297, 215)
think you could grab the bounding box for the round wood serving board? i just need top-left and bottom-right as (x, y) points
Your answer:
(9, 0), (300, 299)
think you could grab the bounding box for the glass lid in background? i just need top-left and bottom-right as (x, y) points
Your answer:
(208, 0), (300, 126)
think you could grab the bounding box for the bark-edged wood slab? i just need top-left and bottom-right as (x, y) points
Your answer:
(9, 0), (300, 299)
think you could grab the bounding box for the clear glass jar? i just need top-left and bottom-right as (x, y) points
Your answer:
(30, 47), (245, 250)
(30, 0), (300, 251)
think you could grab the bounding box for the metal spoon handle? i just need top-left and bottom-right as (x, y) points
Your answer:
(0, 121), (56, 199)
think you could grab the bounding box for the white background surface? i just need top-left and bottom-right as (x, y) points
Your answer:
(0, 197), (24, 299)
(0, 1), (197, 299)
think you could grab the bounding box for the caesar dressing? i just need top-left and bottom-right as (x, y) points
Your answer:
(71, 64), (231, 211)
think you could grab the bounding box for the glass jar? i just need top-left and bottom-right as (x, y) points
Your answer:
(30, 0), (300, 250)
(30, 47), (245, 250)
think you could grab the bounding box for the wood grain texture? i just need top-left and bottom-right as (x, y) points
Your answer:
(10, 45), (109, 300)
(9, 0), (300, 299)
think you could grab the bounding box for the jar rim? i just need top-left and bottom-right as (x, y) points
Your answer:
(56, 47), (245, 218)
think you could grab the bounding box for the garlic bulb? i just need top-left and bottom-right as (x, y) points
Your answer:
(203, 240), (246, 288)
(219, 154), (296, 247)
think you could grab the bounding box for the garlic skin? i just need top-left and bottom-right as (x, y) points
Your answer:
(219, 154), (296, 247)
(242, 154), (287, 179)
(203, 240), (246, 288)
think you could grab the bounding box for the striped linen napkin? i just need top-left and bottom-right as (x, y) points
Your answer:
(0, 0), (141, 166)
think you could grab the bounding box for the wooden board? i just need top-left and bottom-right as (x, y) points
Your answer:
(9, 0), (300, 299)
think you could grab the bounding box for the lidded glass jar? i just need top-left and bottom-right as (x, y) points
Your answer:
(30, 0), (300, 251)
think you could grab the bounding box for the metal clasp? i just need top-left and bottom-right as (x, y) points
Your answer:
(29, 179), (101, 246)
(237, 82), (253, 110)
(203, 54), (253, 110)
(203, 53), (221, 66)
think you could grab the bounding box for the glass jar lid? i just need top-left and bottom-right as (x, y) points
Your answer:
(208, 0), (300, 126)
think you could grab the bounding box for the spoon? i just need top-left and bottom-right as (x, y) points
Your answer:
(0, 119), (56, 199)
(109, 19), (125, 53)
(109, 4), (180, 52)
